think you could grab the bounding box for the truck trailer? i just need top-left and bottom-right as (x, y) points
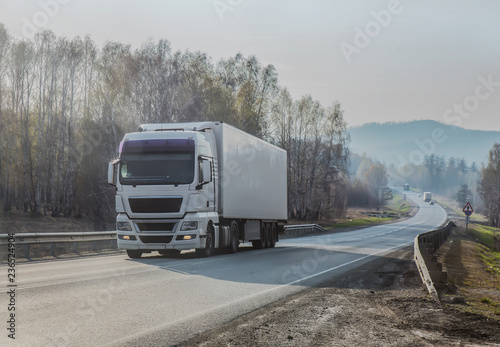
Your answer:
(108, 122), (288, 258)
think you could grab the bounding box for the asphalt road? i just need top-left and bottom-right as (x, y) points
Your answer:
(0, 190), (446, 347)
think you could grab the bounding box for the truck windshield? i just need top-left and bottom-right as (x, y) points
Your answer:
(119, 139), (195, 185)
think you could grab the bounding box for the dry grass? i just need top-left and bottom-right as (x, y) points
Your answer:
(0, 210), (94, 233)
(438, 225), (500, 319)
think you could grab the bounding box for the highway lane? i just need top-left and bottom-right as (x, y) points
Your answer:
(0, 190), (446, 346)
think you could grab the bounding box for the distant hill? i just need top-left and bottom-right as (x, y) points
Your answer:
(348, 120), (500, 167)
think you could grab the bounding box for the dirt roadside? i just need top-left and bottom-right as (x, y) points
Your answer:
(179, 245), (500, 347)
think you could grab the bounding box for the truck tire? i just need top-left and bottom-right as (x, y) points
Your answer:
(269, 223), (277, 248)
(227, 221), (239, 254)
(252, 240), (263, 249)
(263, 223), (271, 248)
(196, 224), (214, 257)
(252, 222), (265, 249)
(126, 250), (142, 259)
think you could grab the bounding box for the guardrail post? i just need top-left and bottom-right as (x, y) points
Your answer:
(73, 242), (78, 254)
(50, 243), (56, 257)
(24, 244), (30, 260)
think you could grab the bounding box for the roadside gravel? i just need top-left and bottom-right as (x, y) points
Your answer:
(179, 247), (500, 347)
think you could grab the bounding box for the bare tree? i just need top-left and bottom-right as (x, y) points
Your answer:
(480, 143), (500, 227)
(270, 95), (349, 220)
(0, 25), (350, 226)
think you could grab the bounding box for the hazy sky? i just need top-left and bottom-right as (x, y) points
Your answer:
(1, 0), (499, 131)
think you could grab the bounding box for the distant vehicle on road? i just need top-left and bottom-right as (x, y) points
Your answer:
(423, 192), (432, 202)
(403, 183), (410, 191)
(429, 201), (434, 205)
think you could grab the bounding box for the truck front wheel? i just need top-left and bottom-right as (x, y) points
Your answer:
(126, 250), (143, 259)
(196, 224), (214, 257)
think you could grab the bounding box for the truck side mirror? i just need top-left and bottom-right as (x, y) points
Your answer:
(196, 158), (212, 190)
(202, 160), (212, 183)
(108, 159), (120, 186)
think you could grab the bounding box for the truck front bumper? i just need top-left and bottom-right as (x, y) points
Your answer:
(115, 213), (208, 251)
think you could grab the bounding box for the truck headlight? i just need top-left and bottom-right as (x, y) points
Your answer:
(180, 221), (198, 231)
(117, 222), (132, 231)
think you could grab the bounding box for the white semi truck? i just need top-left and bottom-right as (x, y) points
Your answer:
(108, 121), (288, 258)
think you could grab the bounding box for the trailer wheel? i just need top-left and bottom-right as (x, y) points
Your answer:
(227, 221), (239, 254)
(126, 250), (142, 259)
(251, 240), (262, 249)
(252, 222), (265, 249)
(269, 223), (277, 248)
(196, 224), (214, 257)
(263, 223), (271, 248)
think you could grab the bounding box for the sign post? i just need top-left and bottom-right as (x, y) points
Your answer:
(462, 202), (473, 232)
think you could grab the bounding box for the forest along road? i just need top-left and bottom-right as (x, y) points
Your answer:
(0, 190), (446, 347)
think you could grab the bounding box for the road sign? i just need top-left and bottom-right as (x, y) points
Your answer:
(463, 202), (473, 216)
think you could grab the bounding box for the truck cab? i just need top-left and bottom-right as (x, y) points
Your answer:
(109, 125), (218, 258)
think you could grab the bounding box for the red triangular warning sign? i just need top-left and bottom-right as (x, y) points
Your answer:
(463, 202), (473, 213)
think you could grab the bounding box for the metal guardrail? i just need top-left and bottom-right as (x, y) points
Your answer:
(414, 221), (456, 304)
(284, 224), (326, 236)
(0, 231), (117, 259)
(0, 224), (326, 259)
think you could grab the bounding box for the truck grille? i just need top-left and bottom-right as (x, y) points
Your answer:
(129, 197), (183, 213)
(139, 236), (173, 244)
(135, 223), (176, 232)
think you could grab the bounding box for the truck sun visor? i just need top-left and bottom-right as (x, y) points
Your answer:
(120, 139), (195, 154)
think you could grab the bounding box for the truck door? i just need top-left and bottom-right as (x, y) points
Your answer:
(198, 157), (215, 210)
